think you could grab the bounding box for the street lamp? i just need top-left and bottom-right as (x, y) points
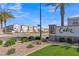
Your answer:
(39, 3), (42, 40)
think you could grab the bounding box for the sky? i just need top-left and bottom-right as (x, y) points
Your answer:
(0, 3), (79, 28)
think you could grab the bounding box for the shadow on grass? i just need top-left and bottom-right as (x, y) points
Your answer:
(51, 45), (59, 47)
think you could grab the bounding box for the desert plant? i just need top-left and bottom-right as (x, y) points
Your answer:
(7, 48), (15, 55)
(0, 40), (3, 45)
(35, 36), (41, 40)
(4, 38), (16, 47)
(28, 36), (35, 41)
(20, 37), (28, 43)
(27, 44), (34, 48)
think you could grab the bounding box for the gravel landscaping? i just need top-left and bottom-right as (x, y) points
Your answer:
(0, 41), (49, 56)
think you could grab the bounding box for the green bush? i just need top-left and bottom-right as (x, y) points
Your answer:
(9, 37), (16, 42)
(66, 38), (74, 44)
(7, 48), (15, 55)
(76, 48), (79, 52)
(4, 38), (16, 47)
(0, 40), (3, 45)
(27, 44), (34, 48)
(35, 36), (41, 40)
(20, 37), (28, 43)
(28, 36), (35, 41)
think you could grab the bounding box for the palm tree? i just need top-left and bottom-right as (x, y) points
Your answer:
(46, 3), (65, 26)
(0, 10), (14, 33)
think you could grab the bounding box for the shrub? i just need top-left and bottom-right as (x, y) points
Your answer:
(20, 37), (28, 43)
(9, 37), (16, 42)
(78, 40), (79, 45)
(4, 38), (16, 47)
(28, 36), (35, 41)
(7, 48), (15, 55)
(67, 38), (73, 44)
(0, 40), (3, 45)
(35, 36), (41, 40)
(59, 37), (65, 42)
(76, 48), (79, 52)
(27, 44), (34, 48)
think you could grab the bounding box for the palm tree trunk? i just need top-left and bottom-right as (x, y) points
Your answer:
(0, 20), (3, 29)
(1, 20), (3, 29)
(0, 21), (2, 29)
(4, 20), (6, 33)
(60, 3), (64, 27)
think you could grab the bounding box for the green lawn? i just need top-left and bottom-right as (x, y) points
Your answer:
(28, 45), (79, 56)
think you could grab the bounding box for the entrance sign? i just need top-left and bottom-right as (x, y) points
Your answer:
(59, 27), (73, 33)
(49, 25), (79, 37)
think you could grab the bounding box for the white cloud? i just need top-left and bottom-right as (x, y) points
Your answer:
(14, 12), (30, 18)
(9, 3), (22, 11)
(42, 5), (60, 13)
(48, 9), (55, 13)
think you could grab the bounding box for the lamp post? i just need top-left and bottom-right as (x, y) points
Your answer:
(39, 3), (42, 40)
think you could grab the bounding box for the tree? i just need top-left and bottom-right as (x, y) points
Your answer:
(0, 10), (14, 33)
(46, 3), (65, 26)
